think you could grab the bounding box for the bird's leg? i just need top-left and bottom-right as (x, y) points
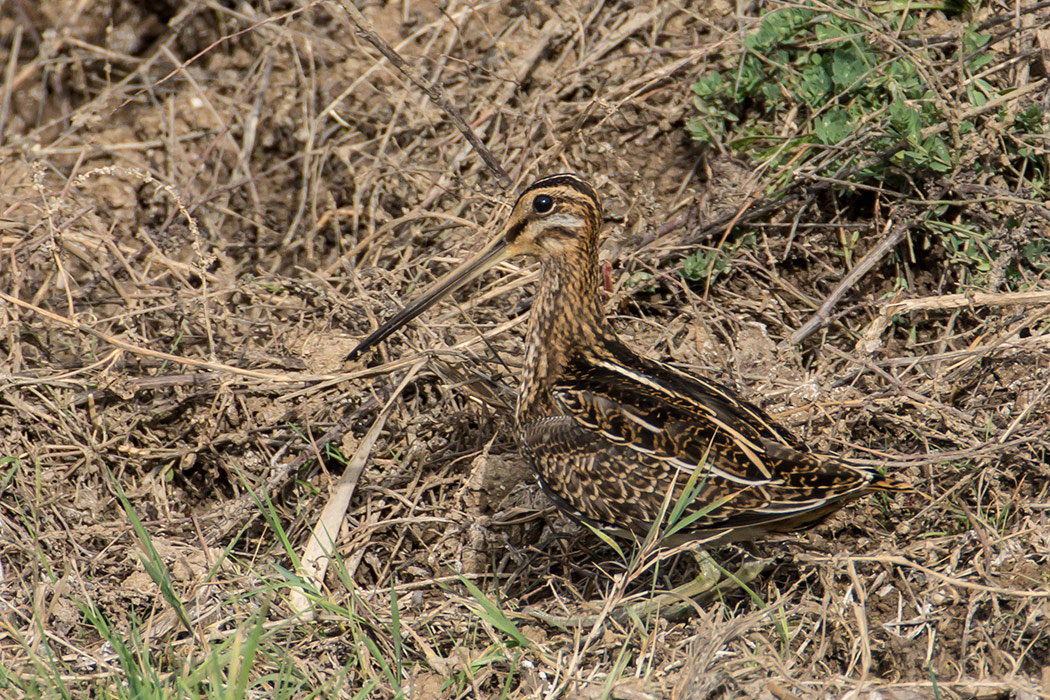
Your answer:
(701, 548), (768, 598)
(653, 548), (724, 602)
(629, 546), (769, 618)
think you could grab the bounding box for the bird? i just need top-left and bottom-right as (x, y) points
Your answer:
(348, 173), (908, 546)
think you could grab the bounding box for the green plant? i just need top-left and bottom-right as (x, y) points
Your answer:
(680, 234), (754, 285)
(687, 4), (985, 179)
(685, 1), (1050, 290)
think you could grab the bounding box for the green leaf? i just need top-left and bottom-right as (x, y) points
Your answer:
(923, 136), (952, 172)
(759, 82), (782, 103)
(681, 248), (728, 282)
(458, 575), (532, 649)
(965, 85), (988, 107)
(692, 73), (724, 98)
(686, 116), (718, 144)
(747, 8), (804, 50)
(582, 520), (627, 561)
(735, 55), (766, 96)
(814, 21), (846, 42)
(831, 44), (870, 90)
(1014, 104), (1044, 133)
(814, 107), (853, 144)
(962, 27), (990, 54)
(889, 101), (922, 143)
(797, 63), (832, 105)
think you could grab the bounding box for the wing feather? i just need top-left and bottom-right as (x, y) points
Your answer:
(516, 346), (886, 537)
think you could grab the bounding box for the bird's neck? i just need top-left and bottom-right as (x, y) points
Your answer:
(517, 254), (613, 423)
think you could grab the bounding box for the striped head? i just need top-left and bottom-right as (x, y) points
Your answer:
(502, 174), (603, 259)
(347, 174), (605, 360)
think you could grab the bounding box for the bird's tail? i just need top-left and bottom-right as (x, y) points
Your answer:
(868, 472), (913, 492)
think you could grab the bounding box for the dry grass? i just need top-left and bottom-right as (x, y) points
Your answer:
(2, 1), (1049, 698)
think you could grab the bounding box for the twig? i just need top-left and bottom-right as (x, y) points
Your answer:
(790, 217), (907, 345)
(859, 289), (1050, 355)
(330, 0), (511, 188)
(877, 289), (1050, 315)
(0, 24), (21, 147)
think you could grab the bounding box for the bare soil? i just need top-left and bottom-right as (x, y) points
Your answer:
(2, 1), (1049, 699)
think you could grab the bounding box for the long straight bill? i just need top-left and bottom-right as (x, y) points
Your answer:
(347, 234), (511, 360)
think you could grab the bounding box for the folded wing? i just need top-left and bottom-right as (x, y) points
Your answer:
(519, 345), (889, 537)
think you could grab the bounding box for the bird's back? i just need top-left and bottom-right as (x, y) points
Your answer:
(518, 340), (905, 541)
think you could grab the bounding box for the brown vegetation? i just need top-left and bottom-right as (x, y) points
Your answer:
(2, 1), (1049, 698)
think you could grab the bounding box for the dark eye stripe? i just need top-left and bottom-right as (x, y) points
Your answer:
(505, 218), (526, 242)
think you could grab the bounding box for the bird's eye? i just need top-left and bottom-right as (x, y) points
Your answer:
(532, 194), (554, 214)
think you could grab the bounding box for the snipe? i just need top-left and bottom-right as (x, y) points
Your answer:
(349, 174), (907, 545)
